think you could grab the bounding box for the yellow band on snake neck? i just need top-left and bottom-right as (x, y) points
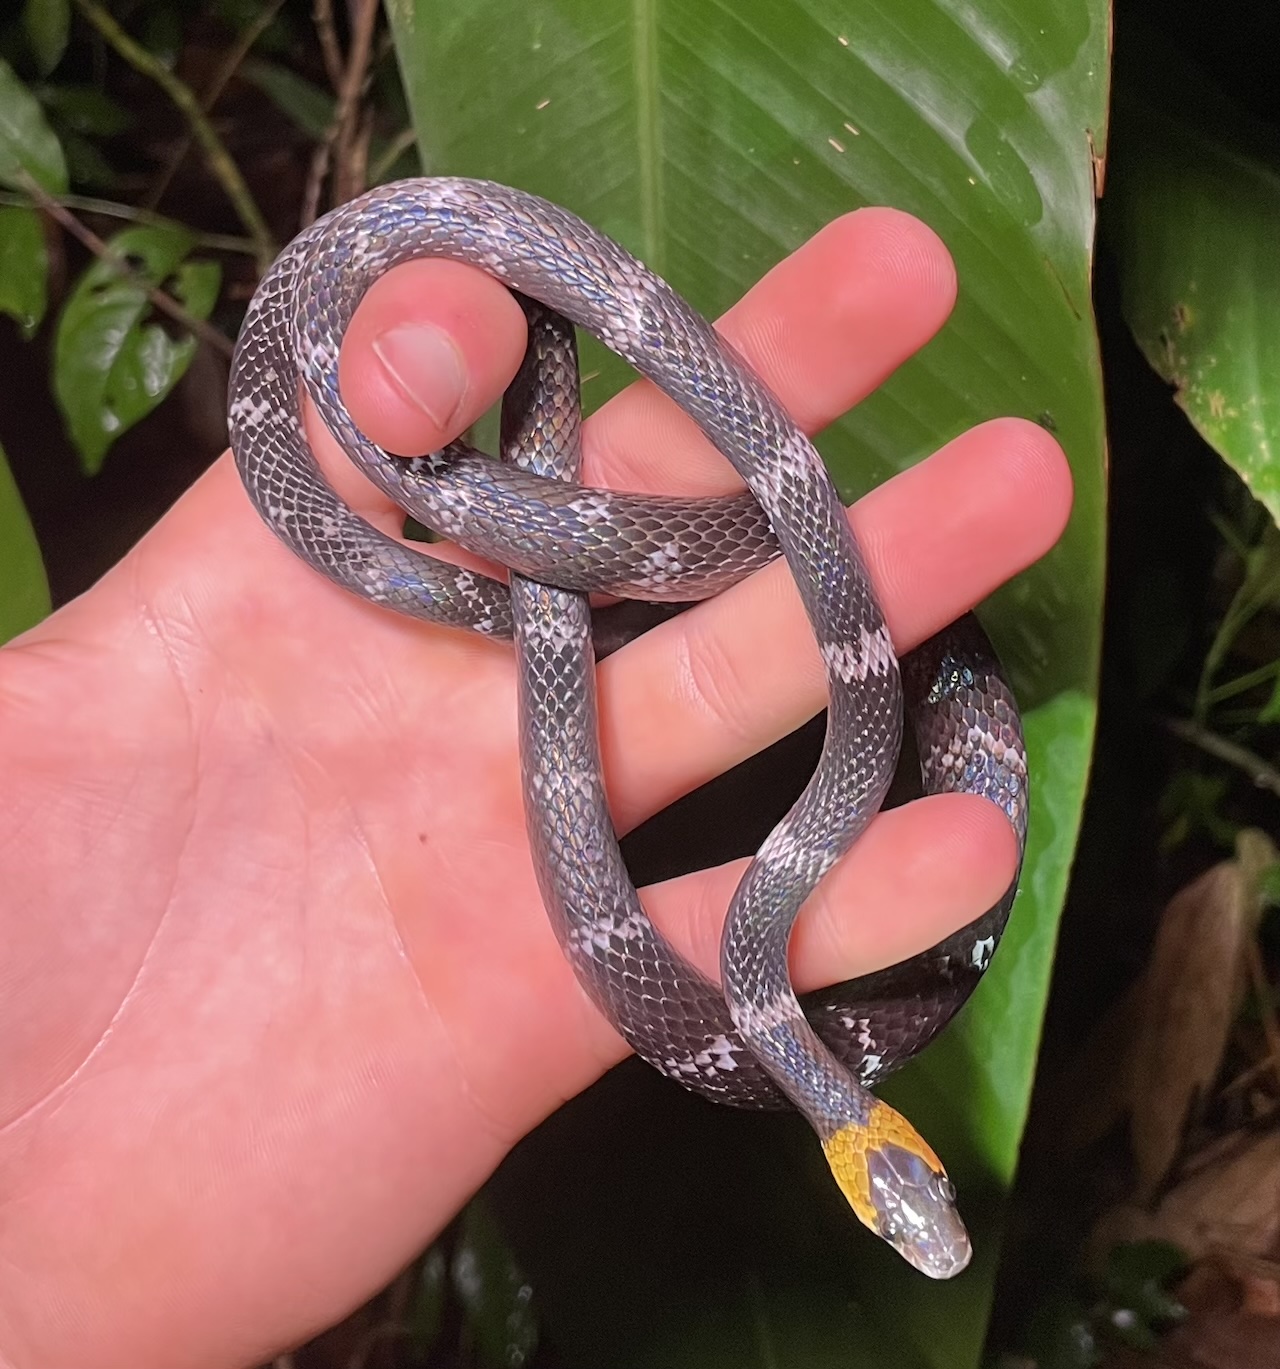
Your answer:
(820, 1100), (946, 1230)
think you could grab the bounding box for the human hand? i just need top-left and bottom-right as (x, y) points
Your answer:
(0, 207), (1071, 1369)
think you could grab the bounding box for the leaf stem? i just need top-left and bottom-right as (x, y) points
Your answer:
(0, 189), (258, 256)
(73, 0), (275, 273)
(1208, 658), (1280, 707)
(302, 0), (380, 224)
(1165, 715), (1280, 799)
(19, 173), (233, 360)
(368, 126), (418, 185)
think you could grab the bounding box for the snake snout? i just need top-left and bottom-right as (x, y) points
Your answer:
(866, 1142), (971, 1280)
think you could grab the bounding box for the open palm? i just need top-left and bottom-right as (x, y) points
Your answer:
(0, 208), (1070, 1369)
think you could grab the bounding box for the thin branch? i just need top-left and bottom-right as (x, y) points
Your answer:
(301, 0), (379, 224)
(1165, 715), (1280, 798)
(1208, 657), (1280, 707)
(368, 125), (418, 185)
(312, 0), (345, 92)
(147, 0), (287, 209)
(74, 0), (275, 273)
(334, 0), (379, 199)
(20, 173), (233, 361)
(0, 189), (258, 255)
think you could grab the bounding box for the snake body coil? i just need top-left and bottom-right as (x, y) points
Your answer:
(228, 178), (1029, 1278)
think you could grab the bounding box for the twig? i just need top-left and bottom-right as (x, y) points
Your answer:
(0, 189), (258, 255)
(312, 0), (345, 92)
(301, 0), (379, 224)
(343, 107), (374, 203)
(333, 0), (380, 201)
(368, 126), (419, 185)
(1208, 657), (1280, 707)
(147, 0), (287, 208)
(20, 173), (233, 361)
(1164, 716), (1280, 798)
(74, 0), (275, 274)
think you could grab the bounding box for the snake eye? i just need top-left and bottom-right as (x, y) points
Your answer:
(935, 1175), (957, 1204)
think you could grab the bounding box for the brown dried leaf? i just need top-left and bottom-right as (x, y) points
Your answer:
(1129, 861), (1252, 1197)
(1094, 1129), (1280, 1263)
(1054, 831), (1278, 1174)
(1159, 1256), (1280, 1369)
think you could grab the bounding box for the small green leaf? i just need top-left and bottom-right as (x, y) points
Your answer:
(0, 438), (51, 644)
(241, 58), (334, 140)
(60, 132), (118, 189)
(0, 56), (68, 192)
(0, 205), (48, 336)
(37, 83), (133, 137)
(53, 225), (222, 473)
(451, 1197), (539, 1369)
(1257, 861), (1280, 906)
(1100, 1241), (1189, 1332)
(1108, 24), (1280, 524)
(407, 1245), (448, 1358)
(23, 0), (70, 76)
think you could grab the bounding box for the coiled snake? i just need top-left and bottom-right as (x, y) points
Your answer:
(228, 179), (1029, 1278)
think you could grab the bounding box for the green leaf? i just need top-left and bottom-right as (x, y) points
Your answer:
(1107, 23), (1280, 524)
(59, 130), (119, 189)
(52, 225), (221, 473)
(0, 55), (68, 192)
(406, 1244), (448, 1359)
(24, 0), (70, 76)
(0, 204), (48, 336)
(0, 438), (51, 643)
(37, 83), (134, 137)
(451, 1198), (539, 1369)
(388, 0), (1108, 1363)
(1099, 1241), (1188, 1338)
(240, 57), (334, 140)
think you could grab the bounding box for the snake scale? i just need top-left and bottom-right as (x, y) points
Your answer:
(228, 178), (1029, 1278)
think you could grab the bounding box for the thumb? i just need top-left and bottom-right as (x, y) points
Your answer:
(336, 256), (529, 456)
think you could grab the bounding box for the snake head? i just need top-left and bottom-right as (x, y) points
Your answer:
(865, 1141), (971, 1279)
(821, 1101), (972, 1279)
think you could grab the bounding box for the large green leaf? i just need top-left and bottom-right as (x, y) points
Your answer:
(0, 438), (50, 644)
(387, 1), (1108, 1363)
(1106, 24), (1280, 525)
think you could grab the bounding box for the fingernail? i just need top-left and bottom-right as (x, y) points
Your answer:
(372, 323), (467, 430)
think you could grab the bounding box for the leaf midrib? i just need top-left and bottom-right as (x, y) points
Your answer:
(632, 0), (663, 271)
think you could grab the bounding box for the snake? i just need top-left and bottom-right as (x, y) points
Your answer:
(227, 178), (1029, 1279)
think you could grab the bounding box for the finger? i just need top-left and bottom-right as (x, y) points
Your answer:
(581, 207), (957, 494)
(303, 260), (528, 522)
(329, 207), (956, 509)
(640, 792), (1019, 990)
(602, 417), (1071, 833)
(506, 793), (1020, 1110)
(339, 259), (527, 458)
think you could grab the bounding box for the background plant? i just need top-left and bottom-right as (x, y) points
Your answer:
(0, 1), (1277, 1366)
